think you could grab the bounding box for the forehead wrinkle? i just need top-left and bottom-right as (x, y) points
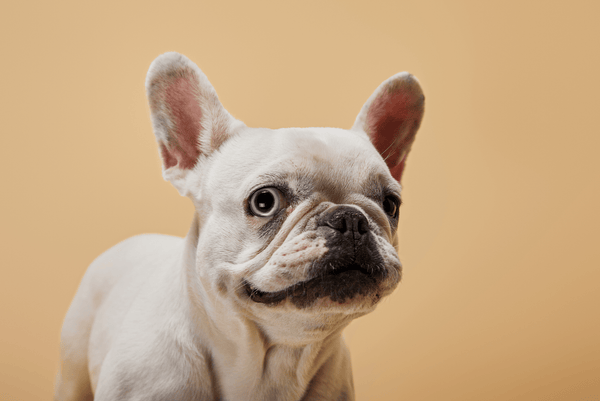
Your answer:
(305, 161), (371, 203)
(240, 153), (318, 189)
(239, 172), (291, 203)
(233, 132), (397, 202)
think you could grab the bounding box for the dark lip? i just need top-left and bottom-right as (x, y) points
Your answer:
(243, 263), (378, 307)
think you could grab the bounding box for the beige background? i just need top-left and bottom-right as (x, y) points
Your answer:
(1, 0), (599, 399)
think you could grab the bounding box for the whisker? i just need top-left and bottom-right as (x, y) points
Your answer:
(380, 141), (397, 162)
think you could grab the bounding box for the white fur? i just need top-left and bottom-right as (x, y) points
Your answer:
(55, 52), (424, 401)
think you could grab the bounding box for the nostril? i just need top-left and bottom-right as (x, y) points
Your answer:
(357, 216), (369, 234)
(325, 212), (347, 232)
(319, 207), (370, 237)
(339, 216), (348, 233)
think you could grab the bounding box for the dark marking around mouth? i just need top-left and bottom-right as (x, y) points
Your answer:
(244, 206), (397, 308)
(244, 262), (383, 308)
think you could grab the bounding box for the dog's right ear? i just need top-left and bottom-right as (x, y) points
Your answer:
(146, 52), (241, 196)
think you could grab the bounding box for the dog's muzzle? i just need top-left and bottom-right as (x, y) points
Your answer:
(245, 206), (389, 308)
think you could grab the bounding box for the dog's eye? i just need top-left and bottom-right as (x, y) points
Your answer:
(249, 187), (282, 217)
(382, 195), (400, 218)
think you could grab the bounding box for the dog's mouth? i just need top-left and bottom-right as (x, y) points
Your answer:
(243, 262), (384, 308)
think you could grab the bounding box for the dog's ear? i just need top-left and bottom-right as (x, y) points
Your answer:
(146, 52), (241, 196)
(352, 73), (424, 182)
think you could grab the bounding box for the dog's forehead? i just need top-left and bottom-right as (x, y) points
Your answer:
(207, 127), (397, 197)
(273, 127), (376, 165)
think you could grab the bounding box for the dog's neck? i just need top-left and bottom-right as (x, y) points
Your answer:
(179, 215), (352, 400)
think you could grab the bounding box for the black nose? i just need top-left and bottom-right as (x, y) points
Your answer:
(317, 206), (370, 239)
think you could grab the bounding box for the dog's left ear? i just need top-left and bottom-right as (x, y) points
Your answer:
(352, 73), (425, 182)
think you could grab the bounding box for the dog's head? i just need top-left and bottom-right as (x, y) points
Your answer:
(146, 53), (424, 340)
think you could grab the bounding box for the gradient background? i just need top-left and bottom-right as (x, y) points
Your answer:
(1, 0), (599, 400)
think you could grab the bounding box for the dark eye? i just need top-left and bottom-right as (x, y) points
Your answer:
(383, 195), (400, 218)
(249, 188), (282, 217)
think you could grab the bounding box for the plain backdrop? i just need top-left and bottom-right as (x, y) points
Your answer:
(1, 0), (599, 400)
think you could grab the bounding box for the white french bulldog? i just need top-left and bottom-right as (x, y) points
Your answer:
(55, 52), (424, 401)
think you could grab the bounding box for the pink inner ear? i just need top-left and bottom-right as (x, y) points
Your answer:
(367, 90), (422, 181)
(389, 158), (406, 181)
(163, 75), (203, 169)
(160, 143), (178, 169)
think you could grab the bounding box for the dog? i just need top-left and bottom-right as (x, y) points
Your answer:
(54, 52), (424, 401)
